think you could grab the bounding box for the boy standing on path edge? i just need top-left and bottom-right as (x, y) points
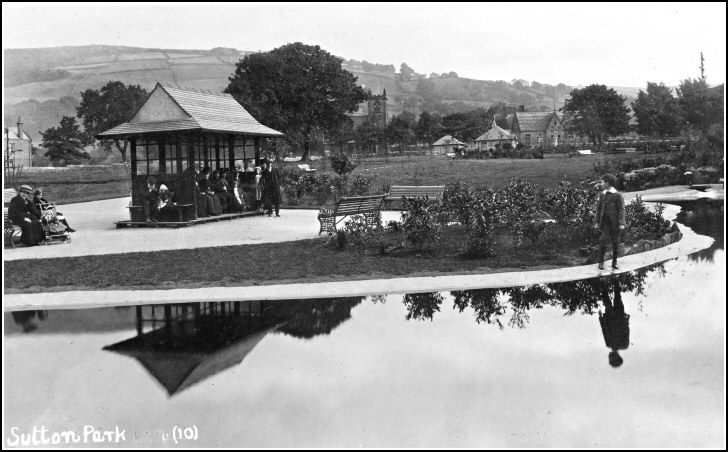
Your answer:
(594, 173), (625, 270)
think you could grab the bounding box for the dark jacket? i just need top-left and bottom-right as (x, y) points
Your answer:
(33, 195), (52, 212)
(595, 190), (625, 229)
(8, 195), (41, 225)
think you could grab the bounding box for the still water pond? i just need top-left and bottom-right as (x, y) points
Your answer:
(4, 208), (725, 448)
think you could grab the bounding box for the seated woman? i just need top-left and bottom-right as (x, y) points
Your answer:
(199, 167), (222, 215)
(8, 185), (45, 246)
(211, 170), (234, 213)
(157, 184), (178, 222)
(32, 188), (76, 233)
(141, 176), (160, 222)
(228, 180), (246, 213)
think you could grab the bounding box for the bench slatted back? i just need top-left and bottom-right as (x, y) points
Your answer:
(333, 194), (385, 216)
(386, 185), (444, 202)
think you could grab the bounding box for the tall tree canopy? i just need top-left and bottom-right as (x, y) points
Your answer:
(631, 82), (682, 138)
(416, 111), (443, 145)
(225, 42), (368, 161)
(385, 111), (417, 152)
(76, 81), (148, 161)
(562, 84), (630, 148)
(676, 78), (723, 138)
(40, 116), (93, 165)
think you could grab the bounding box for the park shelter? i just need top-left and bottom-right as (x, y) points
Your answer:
(432, 135), (465, 155)
(97, 83), (283, 225)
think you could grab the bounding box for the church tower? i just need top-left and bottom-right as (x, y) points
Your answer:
(367, 88), (388, 128)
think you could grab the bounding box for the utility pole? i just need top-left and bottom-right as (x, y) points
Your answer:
(700, 52), (705, 80)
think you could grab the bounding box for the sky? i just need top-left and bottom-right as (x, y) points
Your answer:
(2, 2), (726, 88)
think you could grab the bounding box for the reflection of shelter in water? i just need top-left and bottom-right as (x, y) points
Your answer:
(104, 298), (362, 396)
(104, 302), (276, 395)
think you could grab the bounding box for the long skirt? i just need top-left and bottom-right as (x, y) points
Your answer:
(18, 219), (44, 246)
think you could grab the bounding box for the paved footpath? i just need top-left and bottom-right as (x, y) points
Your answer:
(3, 186), (718, 311)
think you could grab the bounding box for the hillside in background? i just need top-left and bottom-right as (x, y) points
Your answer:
(5, 45), (641, 141)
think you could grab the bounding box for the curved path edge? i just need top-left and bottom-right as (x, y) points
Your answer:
(3, 220), (713, 312)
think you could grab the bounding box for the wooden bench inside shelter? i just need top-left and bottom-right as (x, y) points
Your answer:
(318, 194), (386, 235)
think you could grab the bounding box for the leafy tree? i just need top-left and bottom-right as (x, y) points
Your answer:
(399, 62), (416, 81)
(416, 111), (443, 144)
(354, 121), (384, 153)
(40, 116), (93, 165)
(329, 151), (357, 177)
(676, 78), (723, 137)
(447, 71), (459, 78)
(429, 72), (440, 79)
(385, 111), (416, 152)
(441, 108), (491, 142)
(562, 84), (630, 149)
(76, 81), (148, 161)
(631, 82), (682, 137)
(225, 42), (368, 161)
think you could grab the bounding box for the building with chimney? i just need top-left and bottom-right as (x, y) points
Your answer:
(4, 117), (33, 168)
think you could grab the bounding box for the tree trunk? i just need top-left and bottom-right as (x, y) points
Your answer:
(300, 139), (311, 161)
(300, 128), (312, 161)
(114, 140), (128, 162)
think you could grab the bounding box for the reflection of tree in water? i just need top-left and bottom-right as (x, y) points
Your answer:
(402, 292), (444, 321)
(401, 264), (664, 328)
(276, 297), (363, 339)
(678, 204), (724, 262)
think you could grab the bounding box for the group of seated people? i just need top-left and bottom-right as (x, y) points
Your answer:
(7, 184), (75, 246)
(144, 162), (264, 222)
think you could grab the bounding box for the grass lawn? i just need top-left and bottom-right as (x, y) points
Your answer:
(4, 225), (585, 294)
(286, 152), (675, 190)
(5, 166), (131, 205)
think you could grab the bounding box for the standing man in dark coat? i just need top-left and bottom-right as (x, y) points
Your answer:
(261, 160), (282, 217)
(594, 173), (626, 270)
(8, 184), (44, 246)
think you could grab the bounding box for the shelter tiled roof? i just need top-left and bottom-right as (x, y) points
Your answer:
(432, 135), (465, 146)
(475, 124), (514, 142)
(98, 83), (284, 138)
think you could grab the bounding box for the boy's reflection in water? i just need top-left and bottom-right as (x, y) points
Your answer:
(599, 279), (630, 367)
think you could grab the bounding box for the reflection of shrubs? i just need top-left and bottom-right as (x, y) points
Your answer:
(402, 292), (443, 321)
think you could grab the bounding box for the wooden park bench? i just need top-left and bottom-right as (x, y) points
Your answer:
(318, 194), (386, 234)
(298, 164), (316, 173)
(127, 203), (195, 222)
(384, 185), (445, 210)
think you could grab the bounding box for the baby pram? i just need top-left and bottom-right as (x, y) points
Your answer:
(40, 203), (71, 244)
